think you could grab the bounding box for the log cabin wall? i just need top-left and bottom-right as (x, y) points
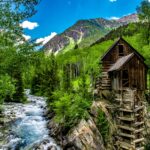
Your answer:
(101, 62), (112, 89)
(102, 39), (139, 63)
(110, 57), (147, 91)
(122, 56), (147, 90)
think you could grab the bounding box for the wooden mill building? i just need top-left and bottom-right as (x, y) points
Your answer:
(100, 37), (148, 91)
(99, 37), (148, 150)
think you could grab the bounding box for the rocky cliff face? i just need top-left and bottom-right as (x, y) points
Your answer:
(48, 117), (106, 150)
(116, 13), (138, 24)
(44, 18), (116, 54)
(48, 100), (117, 150)
(67, 118), (105, 150)
(44, 14), (138, 54)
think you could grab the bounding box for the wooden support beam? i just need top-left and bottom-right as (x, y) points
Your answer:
(133, 138), (144, 143)
(134, 122), (144, 127)
(136, 147), (144, 150)
(118, 106), (144, 113)
(117, 125), (134, 131)
(118, 132), (135, 138)
(117, 141), (134, 149)
(135, 128), (144, 133)
(119, 108), (133, 112)
(134, 106), (144, 112)
(118, 116), (134, 121)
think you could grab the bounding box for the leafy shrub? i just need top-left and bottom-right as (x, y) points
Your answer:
(0, 74), (16, 104)
(145, 91), (150, 104)
(145, 132), (150, 149)
(96, 109), (110, 145)
(145, 144), (150, 150)
(51, 90), (91, 132)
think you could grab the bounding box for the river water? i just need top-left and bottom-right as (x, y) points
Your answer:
(0, 90), (61, 150)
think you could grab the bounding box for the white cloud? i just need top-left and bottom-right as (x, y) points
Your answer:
(109, 16), (120, 20)
(20, 21), (39, 30)
(23, 34), (31, 40)
(36, 32), (57, 45)
(109, 0), (117, 2)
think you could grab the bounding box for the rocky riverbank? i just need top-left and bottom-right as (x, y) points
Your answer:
(0, 90), (61, 150)
(47, 100), (118, 150)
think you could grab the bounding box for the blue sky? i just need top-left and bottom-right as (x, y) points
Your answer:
(21, 0), (143, 44)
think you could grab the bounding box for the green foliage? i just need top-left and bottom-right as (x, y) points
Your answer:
(145, 90), (150, 104)
(12, 69), (26, 103)
(49, 69), (92, 132)
(145, 144), (150, 150)
(0, 75), (16, 111)
(31, 54), (59, 99)
(96, 110), (110, 144)
(78, 73), (91, 99)
(137, 0), (150, 22)
(56, 40), (113, 80)
(145, 136), (150, 150)
(45, 54), (59, 101)
(52, 90), (91, 131)
(0, 1), (40, 105)
(137, 0), (150, 44)
(62, 64), (72, 91)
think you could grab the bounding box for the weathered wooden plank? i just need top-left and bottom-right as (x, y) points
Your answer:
(118, 116), (135, 121)
(117, 125), (134, 131)
(117, 141), (134, 149)
(133, 138), (144, 143)
(118, 132), (135, 138)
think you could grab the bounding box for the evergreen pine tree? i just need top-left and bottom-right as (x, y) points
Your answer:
(137, 0), (150, 44)
(63, 64), (72, 91)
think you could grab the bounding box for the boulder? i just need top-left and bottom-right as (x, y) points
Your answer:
(67, 118), (105, 150)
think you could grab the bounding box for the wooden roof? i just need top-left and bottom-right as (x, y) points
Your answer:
(101, 37), (145, 61)
(108, 53), (134, 72)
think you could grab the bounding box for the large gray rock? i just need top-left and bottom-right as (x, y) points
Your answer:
(67, 118), (105, 150)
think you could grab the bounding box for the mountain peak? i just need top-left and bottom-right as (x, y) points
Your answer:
(117, 13), (138, 23)
(44, 13), (138, 54)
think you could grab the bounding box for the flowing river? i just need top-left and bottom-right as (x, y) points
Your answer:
(0, 90), (61, 150)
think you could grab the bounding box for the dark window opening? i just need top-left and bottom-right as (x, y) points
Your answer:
(122, 70), (129, 87)
(118, 45), (124, 56)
